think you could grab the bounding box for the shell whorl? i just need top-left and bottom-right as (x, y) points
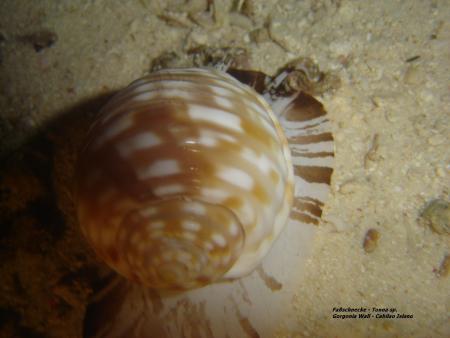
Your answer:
(76, 68), (294, 290)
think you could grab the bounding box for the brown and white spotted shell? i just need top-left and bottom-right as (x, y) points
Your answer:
(76, 68), (295, 290)
(80, 65), (334, 338)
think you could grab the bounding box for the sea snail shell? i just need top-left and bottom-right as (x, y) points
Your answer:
(76, 68), (295, 290)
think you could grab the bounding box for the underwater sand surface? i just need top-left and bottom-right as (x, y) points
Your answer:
(0, 1), (449, 337)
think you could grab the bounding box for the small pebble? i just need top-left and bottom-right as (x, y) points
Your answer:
(405, 55), (421, 63)
(420, 199), (450, 235)
(363, 229), (380, 253)
(403, 65), (422, 85)
(364, 134), (380, 167)
(437, 254), (449, 277)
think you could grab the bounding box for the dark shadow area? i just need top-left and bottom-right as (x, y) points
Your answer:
(0, 91), (112, 241)
(0, 91), (114, 337)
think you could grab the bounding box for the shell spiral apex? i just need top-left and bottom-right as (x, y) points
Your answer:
(76, 68), (294, 290)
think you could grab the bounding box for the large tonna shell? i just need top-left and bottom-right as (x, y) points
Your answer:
(76, 68), (294, 290)
(79, 66), (334, 337)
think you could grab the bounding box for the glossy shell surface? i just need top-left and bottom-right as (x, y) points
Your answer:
(76, 68), (294, 290)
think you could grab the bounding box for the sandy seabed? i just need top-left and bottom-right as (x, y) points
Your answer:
(0, 1), (449, 337)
